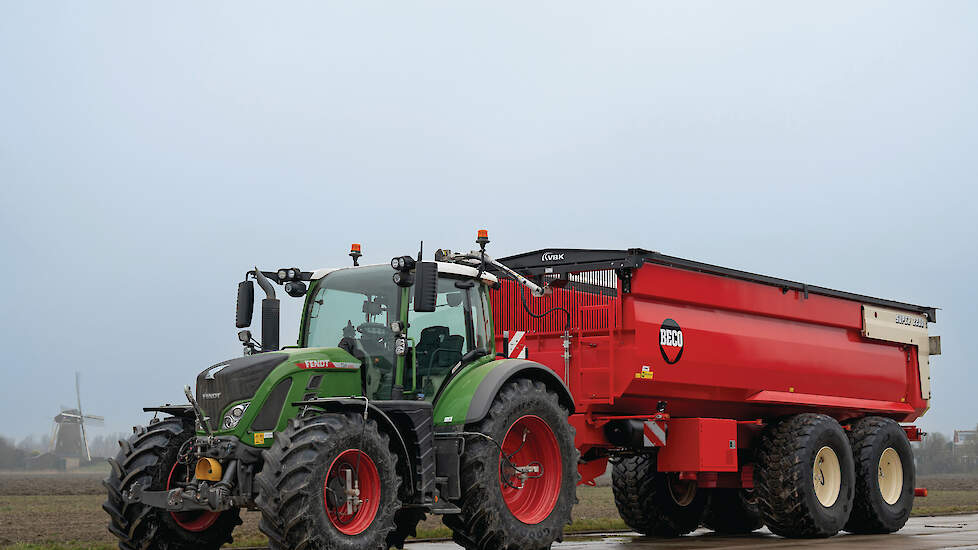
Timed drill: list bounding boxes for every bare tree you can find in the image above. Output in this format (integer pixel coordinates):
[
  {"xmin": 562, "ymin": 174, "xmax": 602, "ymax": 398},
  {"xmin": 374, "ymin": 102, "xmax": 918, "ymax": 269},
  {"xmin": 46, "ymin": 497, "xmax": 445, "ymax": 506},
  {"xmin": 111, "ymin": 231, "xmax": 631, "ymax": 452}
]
[
  {"xmin": 16, "ymin": 434, "xmax": 46, "ymax": 454},
  {"xmin": 0, "ymin": 436, "xmax": 28, "ymax": 469},
  {"xmin": 88, "ymin": 433, "xmax": 128, "ymax": 459},
  {"xmin": 915, "ymin": 432, "xmax": 951, "ymax": 474}
]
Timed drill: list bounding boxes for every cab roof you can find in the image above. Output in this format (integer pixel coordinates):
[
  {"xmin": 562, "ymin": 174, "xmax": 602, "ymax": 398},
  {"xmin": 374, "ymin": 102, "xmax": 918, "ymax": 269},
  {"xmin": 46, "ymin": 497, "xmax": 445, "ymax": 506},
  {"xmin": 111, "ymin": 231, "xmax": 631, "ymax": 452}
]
[{"xmin": 310, "ymin": 261, "xmax": 498, "ymax": 283}]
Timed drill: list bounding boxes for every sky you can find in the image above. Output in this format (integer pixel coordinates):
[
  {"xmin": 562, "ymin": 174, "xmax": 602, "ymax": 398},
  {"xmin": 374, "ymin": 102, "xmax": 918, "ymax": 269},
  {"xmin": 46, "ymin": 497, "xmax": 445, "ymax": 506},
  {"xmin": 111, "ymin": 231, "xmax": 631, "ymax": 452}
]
[{"xmin": 0, "ymin": 2, "xmax": 975, "ymax": 443}]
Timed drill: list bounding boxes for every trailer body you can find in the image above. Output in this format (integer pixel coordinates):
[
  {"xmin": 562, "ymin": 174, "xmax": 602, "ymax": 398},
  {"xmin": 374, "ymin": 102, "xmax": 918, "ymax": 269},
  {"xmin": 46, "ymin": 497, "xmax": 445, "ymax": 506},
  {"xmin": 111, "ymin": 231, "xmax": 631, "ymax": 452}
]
[{"xmin": 489, "ymin": 248, "xmax": 938, "ymax": 484}]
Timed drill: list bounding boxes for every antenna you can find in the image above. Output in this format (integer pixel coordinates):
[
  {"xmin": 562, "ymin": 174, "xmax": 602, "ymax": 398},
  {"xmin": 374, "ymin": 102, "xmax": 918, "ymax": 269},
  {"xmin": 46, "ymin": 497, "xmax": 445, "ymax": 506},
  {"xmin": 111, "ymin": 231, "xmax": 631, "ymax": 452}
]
[
  {"xmin": 417, "ymin": 241, "xmax": 423, "ymax": 262},
  {"xmin": 76, "ymin": 372, "xmax": 91, "ymax": 462}
]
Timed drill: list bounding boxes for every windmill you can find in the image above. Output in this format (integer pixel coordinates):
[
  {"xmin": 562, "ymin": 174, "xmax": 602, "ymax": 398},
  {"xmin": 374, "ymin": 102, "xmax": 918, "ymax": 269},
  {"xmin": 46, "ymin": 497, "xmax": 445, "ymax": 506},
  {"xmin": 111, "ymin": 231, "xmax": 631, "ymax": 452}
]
[{"xmin": 49, "ymin": 372, "xmax": 104, "ymax": 461}]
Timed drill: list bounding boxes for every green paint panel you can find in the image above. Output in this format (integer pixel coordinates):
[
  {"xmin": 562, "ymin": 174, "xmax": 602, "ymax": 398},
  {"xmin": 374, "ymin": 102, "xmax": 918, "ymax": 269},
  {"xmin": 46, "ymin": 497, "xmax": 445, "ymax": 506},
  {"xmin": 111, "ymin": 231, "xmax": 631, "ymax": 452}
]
[
  {"xmin": 200, "ymin": 347, "xmax": 363, "ymax": 448},
  {"xmin": 432, "ymin": 355, "xmax": 500, "ymax": 426}
]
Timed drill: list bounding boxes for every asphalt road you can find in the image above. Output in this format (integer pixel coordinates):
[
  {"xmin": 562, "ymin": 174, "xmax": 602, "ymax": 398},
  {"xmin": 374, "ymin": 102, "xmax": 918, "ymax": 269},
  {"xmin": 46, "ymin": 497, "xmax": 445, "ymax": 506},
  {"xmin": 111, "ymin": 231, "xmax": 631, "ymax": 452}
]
[{"xmin": 407, "ymin": 514, "xmax": 978, "ymax": 549}]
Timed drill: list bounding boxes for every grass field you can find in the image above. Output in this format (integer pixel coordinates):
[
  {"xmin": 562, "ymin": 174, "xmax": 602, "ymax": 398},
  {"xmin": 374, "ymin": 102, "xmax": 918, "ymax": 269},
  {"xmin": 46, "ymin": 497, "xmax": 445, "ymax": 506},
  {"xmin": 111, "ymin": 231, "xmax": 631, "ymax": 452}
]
[{"xmin": 1, "ymin": 473, "xmax": 975, "ymax": 550}]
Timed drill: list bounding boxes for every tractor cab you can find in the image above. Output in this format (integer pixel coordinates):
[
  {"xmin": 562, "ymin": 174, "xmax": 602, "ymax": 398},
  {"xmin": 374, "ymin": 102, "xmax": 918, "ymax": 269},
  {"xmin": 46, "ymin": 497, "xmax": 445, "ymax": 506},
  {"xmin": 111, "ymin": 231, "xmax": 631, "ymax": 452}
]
[{"xmin": 300, "ymin": 261, "xmax": 496, "ymax": 401}]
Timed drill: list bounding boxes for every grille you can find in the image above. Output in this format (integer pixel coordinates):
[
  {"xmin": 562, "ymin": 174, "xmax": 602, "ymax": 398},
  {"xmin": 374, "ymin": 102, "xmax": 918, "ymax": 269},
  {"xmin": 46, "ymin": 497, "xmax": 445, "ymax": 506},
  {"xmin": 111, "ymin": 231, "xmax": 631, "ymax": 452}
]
[{"xmin": 195, "ymin": 352, "xmax": 286, "ymax": 431}]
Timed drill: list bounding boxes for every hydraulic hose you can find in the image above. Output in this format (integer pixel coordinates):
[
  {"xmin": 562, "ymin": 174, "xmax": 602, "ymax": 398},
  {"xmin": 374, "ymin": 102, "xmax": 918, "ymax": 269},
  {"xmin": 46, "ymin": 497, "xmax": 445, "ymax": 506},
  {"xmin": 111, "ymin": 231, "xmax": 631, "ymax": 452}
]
[{"xmin": 518, "ymin": 284, "xmax": 571, "ymax": 333}]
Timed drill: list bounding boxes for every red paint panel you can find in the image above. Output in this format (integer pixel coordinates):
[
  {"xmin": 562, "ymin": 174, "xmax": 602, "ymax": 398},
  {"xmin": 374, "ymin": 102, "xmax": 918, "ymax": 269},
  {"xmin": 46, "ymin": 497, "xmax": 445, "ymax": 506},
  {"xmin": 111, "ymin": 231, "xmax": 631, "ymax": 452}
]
[
  {"xmin": 630, "ymin": 264, "xmax": 861, "ymax": 329},
  {"xmin": 489, "ymin": 257, "xmax": 929, "ymax": 453},
  {"xmin": 577, "ymin": 457, "xmax": 608, "ymax": 487},
  {"xmin": 657, "ymin": 418, "xmax": 738, "ymax": 472}
]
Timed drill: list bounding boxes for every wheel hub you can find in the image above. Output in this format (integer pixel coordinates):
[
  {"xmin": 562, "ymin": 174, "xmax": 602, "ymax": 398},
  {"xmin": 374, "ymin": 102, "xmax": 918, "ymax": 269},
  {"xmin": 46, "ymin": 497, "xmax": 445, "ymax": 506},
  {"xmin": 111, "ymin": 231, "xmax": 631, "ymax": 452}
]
[
  {"xmin": 501, "ymin": 443, "xmax": 544, "ymax": 490},
  {"xmin": 812, "ymin": 446, "xmax": 842, "ymax": 508},
  {"xmin": 878, "ymin": 447, "xmax": 904, "ymax": 505},
  {"xmin": 667, "ymin": 475, "xmax": 697, "ymax": 507}
]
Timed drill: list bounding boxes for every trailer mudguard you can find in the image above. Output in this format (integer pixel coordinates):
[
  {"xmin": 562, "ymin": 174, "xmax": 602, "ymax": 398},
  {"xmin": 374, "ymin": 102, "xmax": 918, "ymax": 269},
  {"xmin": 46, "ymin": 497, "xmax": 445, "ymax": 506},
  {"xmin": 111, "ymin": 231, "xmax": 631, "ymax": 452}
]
[
  {"xmin": 462, "ymin": 359, "xmax": 574, "ymax": 424},
  {"xmin": 292, "ymin": 397, "xmax": 417, "ymax": 497}
]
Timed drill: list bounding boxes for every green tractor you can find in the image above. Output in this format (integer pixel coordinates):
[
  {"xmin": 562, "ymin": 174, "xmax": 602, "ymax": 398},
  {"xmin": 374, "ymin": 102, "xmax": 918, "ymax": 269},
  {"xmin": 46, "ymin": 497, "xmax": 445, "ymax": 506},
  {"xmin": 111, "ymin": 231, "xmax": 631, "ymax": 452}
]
[{"xmin": 103, "ymin": 233, "xmax": 578, "ymax": 550}]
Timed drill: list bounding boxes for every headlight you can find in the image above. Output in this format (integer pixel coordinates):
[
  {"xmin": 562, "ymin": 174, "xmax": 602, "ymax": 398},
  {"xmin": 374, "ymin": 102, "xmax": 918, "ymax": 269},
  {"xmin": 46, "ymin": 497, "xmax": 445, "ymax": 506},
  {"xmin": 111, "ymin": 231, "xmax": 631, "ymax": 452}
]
[{"xmin": 222, "ymin": 402, "xmax": 250, "ymax": 430}]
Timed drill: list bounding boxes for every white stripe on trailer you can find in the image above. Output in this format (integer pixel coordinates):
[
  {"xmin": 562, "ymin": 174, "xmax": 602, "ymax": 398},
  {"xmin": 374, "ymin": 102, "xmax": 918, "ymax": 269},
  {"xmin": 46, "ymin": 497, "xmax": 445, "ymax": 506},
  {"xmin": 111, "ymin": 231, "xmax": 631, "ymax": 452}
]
[
  {"xmin": 508, "ymin": 331, "xmax": 527, "ymax": 359},
  {"xmin": 643, "ymin": 420, "xmax": 667, "ymax": 447}
]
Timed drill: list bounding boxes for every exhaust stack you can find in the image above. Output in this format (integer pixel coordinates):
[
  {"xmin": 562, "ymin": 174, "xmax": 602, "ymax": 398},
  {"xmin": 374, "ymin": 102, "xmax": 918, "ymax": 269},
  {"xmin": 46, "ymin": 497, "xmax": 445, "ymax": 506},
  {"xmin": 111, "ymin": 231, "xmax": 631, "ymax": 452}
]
[{"xmin": 253, "ymin": 268, "xmax": 280, "ymax": 352}]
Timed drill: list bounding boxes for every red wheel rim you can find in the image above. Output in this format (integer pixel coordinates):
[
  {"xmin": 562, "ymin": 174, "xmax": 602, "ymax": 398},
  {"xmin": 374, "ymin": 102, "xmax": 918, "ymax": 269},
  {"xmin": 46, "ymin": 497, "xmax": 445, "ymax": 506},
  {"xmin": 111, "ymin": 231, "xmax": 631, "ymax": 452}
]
[
  {"xmin": 167, "ymin": 462, "xmax": 221, "ymax": 532},
  {"xmin": 323, "ymin": 449, "xmax": 381, "ymax": 535},
  {"xmin": 499, "ymin": 415, "xmax": 563, "ymax": 524}
]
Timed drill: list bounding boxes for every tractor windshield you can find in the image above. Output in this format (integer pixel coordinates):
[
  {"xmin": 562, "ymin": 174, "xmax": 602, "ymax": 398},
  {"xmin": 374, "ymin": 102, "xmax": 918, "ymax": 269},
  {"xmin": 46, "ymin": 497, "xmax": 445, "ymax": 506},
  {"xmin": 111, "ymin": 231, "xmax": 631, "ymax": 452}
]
[{"xmin": 304, "ymin": 265, "xmax": 400, "ymax": 399}]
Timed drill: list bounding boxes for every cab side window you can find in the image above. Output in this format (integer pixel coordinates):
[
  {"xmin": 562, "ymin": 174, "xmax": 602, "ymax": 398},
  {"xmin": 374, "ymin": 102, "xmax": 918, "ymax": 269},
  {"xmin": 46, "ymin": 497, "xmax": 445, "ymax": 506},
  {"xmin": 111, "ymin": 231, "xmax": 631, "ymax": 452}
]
[{"xmin": 409, "ymin": 278, "xmax": 477, "ymax": 399}]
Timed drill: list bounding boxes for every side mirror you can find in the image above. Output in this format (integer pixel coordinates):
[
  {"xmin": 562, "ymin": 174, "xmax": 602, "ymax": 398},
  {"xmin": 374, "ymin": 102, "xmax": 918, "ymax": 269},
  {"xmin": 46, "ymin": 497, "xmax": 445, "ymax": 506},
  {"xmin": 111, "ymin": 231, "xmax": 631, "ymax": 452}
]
[
  {"xmin": 413, "ymin": 262, "xmax": 438, "ymax": 312},
  {"xmin": 236, "ymin": 280, "xmax": 254, "ymax": 328}
]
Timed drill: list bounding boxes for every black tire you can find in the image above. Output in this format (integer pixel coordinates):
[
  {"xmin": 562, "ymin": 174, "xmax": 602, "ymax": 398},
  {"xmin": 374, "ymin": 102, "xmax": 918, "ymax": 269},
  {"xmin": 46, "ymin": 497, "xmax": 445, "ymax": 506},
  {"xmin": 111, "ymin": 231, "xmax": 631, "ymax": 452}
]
[
  {"xmin": 755, "ymin": 413, "xmax": 855, "ymax": 538},
  {"xmin": 611, "ymin": 452, "xmax": 707, "ymax": 537},
  {"xmin": 255, "ymin": 413, "xmax": 401, "ymax": 550},
  {"xmin": 844, "ymin": 417, "xmax": 915, "ymax": 534},
  {"xmin": 102, "ymin": 417, "xmax": 240, "ymax": 550},
  {"xmin": 702, "ymin": 488, "xmax": 763, "ymax": 534},
  {"xmin": 387, "ymin": 509, "xmax": 426, "ymax": 549},
  {"xmin": 443, "ymin": 378, "xmax": 577, "ymax": 550}
]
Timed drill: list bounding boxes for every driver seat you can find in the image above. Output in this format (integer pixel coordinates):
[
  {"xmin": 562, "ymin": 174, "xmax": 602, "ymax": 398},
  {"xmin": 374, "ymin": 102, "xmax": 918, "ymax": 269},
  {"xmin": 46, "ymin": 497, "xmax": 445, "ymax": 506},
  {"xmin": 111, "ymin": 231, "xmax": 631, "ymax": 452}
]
[{"xmin": 415, "ymin": 326, "xmax": 450, "ymax": 377}]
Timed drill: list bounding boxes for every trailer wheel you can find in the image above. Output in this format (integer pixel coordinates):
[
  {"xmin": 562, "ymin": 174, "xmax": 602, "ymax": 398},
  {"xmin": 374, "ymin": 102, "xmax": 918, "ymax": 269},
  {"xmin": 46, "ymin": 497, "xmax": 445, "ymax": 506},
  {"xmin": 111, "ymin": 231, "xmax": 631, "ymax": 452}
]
[
  {"xmin": 702, "ymin": 488, "xmax": 763, "ymax": 534},
  {"xmin": 844, "ymin": 417, "xmax": 915, "ymax": 534},
  {"xmin": 755, "ymin": 413, "xmax": 855, "ymax": 538},
  {"xmin": 611, "ymin": 452, "xmax": 707, "ymax": 537},
  {"xmin": 102, "ymin": 417, "xmax": 241, "ymax": 550},
  {"xmin": 255, "ymin": 413, "xmax": 401, "ymax": 550},
  {"xmin": 443, "ymin": 378, "xmax": 577, "ymax": 550}
]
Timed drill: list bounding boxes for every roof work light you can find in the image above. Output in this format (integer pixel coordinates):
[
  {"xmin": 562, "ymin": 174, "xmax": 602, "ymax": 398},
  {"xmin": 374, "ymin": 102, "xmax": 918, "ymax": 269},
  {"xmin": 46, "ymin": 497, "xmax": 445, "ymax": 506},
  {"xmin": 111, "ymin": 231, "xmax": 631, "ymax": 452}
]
[{"xmin": 391, "ymin": 255, "xmax": 416, "ymax": 271}]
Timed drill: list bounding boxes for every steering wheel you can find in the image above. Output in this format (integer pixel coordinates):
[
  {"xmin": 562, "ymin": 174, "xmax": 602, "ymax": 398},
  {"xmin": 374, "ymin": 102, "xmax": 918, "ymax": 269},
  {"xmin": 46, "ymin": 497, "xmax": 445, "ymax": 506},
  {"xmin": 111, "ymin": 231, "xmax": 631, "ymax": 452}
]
[{"xmin": 357, "ymin": 322, "xmax": 393, "ymax": 341}]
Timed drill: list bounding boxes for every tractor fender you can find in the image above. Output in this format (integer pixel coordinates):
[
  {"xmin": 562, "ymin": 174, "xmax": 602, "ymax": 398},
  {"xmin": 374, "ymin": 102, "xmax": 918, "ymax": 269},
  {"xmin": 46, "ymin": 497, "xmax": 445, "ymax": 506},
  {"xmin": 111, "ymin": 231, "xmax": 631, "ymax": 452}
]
[
  {"xmin": 465, "ymin": 359, "xmax": 575, "ymax": 424},
  {"xmin": 142, "ymin": 405, "xmax": 195, "ymax": 419},
  {"xmin": 292, "ymin": 397, "xmax": 416, "ymax": 496}
]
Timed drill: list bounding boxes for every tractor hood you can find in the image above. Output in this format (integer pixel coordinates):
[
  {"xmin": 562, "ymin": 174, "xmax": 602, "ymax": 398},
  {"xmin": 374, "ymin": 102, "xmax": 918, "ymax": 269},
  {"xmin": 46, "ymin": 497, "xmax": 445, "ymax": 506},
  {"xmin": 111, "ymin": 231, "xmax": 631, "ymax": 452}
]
[{"xmin": 196, "ymin": 353, "xmax": 287, "ymax": 431}]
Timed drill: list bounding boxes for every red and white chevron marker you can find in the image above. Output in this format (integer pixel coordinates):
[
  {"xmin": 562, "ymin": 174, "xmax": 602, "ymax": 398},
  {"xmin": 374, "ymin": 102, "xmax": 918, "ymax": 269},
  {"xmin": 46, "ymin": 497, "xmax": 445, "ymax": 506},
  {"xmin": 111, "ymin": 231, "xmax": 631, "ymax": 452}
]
[
  {"xmin": 643, "ymin": 420, "xmax": 668, "ymax": 447},
  {"xmin": 505, "ymin": 331, "xmax": 528, "ymax": 359}
]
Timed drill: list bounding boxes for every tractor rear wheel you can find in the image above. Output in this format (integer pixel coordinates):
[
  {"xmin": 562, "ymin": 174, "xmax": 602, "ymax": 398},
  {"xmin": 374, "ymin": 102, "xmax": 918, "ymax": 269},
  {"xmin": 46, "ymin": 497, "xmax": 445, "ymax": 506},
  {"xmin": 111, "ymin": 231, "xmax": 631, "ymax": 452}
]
[
  {"xmin": 702, "ymin": 488, "xmax": 763, "ymax": 534},
  {"xmin": 844, "ymin": 417, "xmax": 915, "ymax": 534},
  {"xmin": 255, "ymin": 413, "xmax": 401, "ymax": 550},
  {"xmin": 102, "ymin": 417, "xmax": 240, "ymax": 550},
  {"xmin": 611, "ymin": 452, "xmax": 707, "ymax": 537},
  {"xmin": 755, "ymin": 413, "xmax": 855, "ymax": 538},
  {"xmin": 443, "ymin": 378, "xmax": 577, "ymax": 550}
]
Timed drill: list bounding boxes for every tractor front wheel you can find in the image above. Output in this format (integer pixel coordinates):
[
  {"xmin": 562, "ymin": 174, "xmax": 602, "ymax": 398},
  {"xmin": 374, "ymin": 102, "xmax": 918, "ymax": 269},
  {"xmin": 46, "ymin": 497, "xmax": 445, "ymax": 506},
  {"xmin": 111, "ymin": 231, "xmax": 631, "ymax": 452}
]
[
  {"xmin": 444, "ymin": 378, "xmax": 577, "ymax": 550},
  {"xmin": 102, "ymin": 417, "xmax": 240, "ymax": 550},
  {"xmin": 255, "ymin": 413, "xmax": 401, "ymax": 550}
]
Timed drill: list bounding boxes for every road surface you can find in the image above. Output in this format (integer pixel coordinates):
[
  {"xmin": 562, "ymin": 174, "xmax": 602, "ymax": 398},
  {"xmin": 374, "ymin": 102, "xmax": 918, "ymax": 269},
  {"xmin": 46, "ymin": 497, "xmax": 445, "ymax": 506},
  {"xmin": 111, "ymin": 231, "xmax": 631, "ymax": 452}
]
[{"xmin": 407, "ymin": 513, "xmax": 978, "ymax": 549}]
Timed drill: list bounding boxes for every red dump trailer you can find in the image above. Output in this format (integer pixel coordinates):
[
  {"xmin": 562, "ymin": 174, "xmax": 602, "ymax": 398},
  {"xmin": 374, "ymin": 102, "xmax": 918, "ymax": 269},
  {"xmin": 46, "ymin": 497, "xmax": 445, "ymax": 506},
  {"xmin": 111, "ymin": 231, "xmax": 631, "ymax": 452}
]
[{"xmin": 488, "ymin": 248, "xmax": 940, "ymax": 538}]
